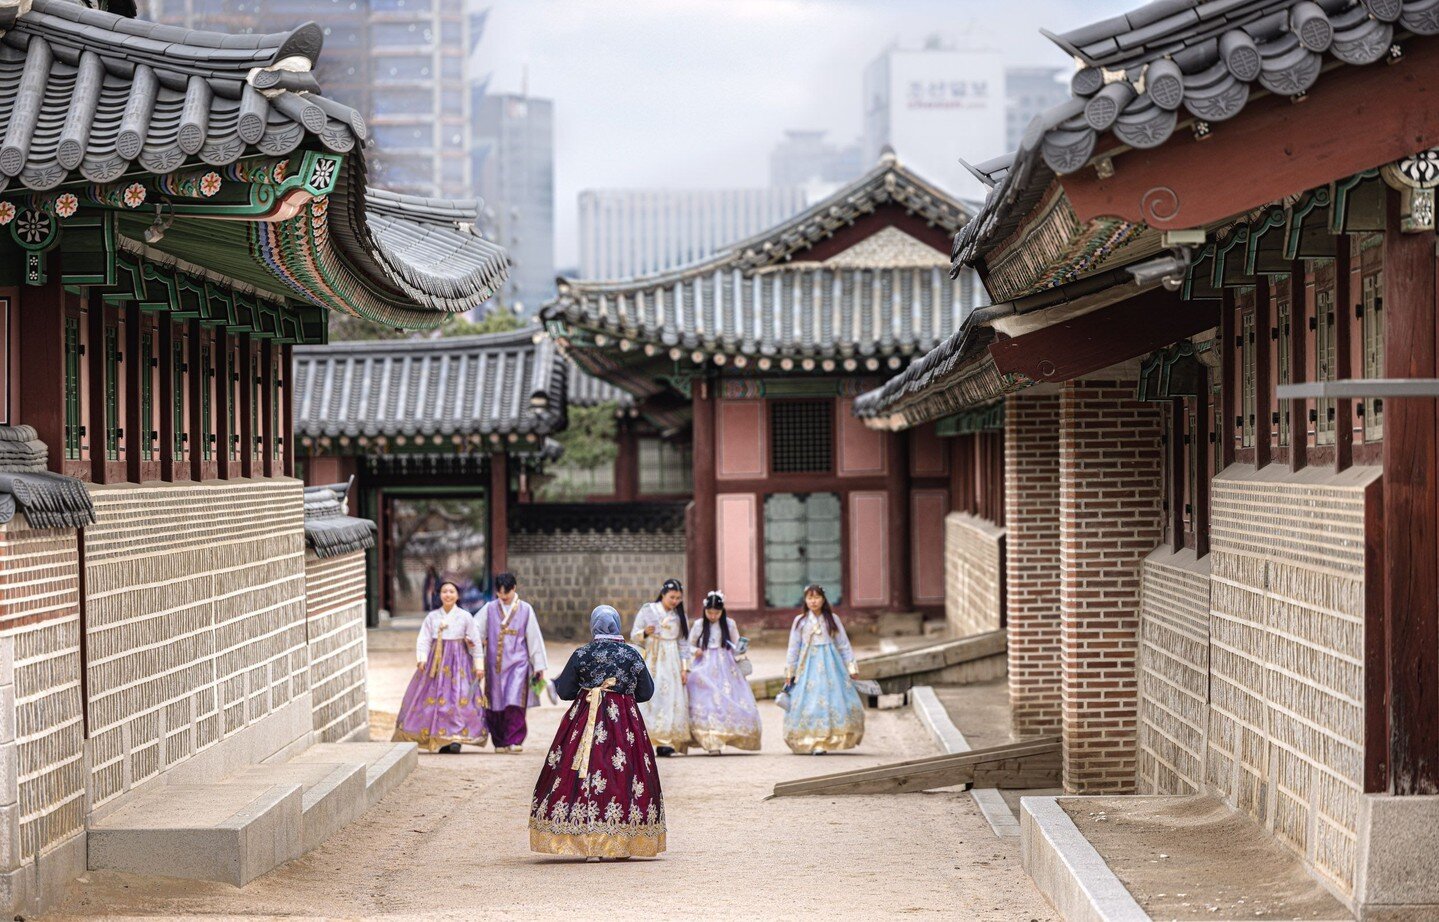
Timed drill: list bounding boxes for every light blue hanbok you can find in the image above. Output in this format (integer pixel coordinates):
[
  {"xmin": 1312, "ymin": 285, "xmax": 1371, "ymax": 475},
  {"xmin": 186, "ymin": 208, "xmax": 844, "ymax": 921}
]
[{"xmin": 782, "ymin": 611, "xmax": 864, "ymax": 753}]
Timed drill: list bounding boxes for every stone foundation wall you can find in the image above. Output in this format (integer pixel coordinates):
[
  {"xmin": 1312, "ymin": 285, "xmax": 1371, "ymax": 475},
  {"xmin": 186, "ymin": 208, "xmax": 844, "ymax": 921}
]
[
  {"xmin": 1206, "ymin": 464, "xmax": 1379, "ymax": 901},
  {"xmin": 1135, "ymin": 547, "xmax": 1210, "ymax": 796},
  {"xmin": 510, "ymin": 530, "xmax": 687, "ymax": 640},
  {"xmin": 83, "ymin": 480, "xmax": 308, "ymax": 812},
  {"xmin": 304, "ymin": 551, "xmax": 368, "ymax": 743},
  {"xmin": 944, "ymin": 513, "xmax": 1005, "ymax": 638},
  {"xmin": 0, "ymin": 521, "xmax": 85, "ymax": 904}
]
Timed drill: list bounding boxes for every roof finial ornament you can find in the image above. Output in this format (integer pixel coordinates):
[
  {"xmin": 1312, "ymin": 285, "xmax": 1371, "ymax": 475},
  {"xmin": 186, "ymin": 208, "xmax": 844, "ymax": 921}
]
[{"xmin": 879, "ymin": 145, "xmax": 899, "ymax": 167}]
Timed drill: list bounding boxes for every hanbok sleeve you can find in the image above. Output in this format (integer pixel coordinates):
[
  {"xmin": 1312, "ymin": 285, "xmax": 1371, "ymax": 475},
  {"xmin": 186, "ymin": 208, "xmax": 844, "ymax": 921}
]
[
  {"xmin": 630, "ymin": 606, "xmax": 652, "ymax": 644},
  {"xmin": 677, "ymin": 613, "xmax": 692, "ymax": 662},
  {"xmin": 526, "ymin": 605, "xmax": 548, "ymax": 673},
  {"xmin": 465, "ymin": 609, "xmax": 485, "ymax": 670},
  {"xmin": 634, "ymin": 660, "xmax": 656, "ymax": 703},
  {"xmin": 687, "ymin": 619, "xmax": 703, "ymax": 652},
  {"xmin": 785, "ymin": 616, "xmax": 803, "ymax": 680},
  {"xmin": 553, "ymin": 651, "xmax": 581, "ymax": 701},
  {"xmin": 833, "ymin": 614, "xmax": 857, "ymax": 672},
  {"xmin": 416, "ymin": 612, "xmax": 437, "ymax": 665}
]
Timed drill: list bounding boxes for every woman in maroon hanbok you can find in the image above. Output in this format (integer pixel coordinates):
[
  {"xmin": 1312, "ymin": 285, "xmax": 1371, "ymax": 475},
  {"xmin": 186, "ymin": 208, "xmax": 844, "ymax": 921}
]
[{"xmin": 529, "ymin": 606, "xmax": 666, "ymax": 859}]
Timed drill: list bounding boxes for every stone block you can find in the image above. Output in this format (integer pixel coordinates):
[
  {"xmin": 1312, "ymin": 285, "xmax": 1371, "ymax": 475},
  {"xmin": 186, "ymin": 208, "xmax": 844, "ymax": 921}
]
[
  {"xmin": 230, "ymin": 760, "xmax": 365, "ymax": 854},
  {"xmin": 1020, "ymin": 796, "xmax": 1148, "ymax": 922},
  {"xmin": 290, "ymin": 741, "xmax": 417, "ymax": 809},
  {"xmin": 876, "ymin": 611, "xmax": 923, "ymax": 637},
  {"xmin": 1357, "ymin": 794, "xmax": 1439, "ymax": 913}
]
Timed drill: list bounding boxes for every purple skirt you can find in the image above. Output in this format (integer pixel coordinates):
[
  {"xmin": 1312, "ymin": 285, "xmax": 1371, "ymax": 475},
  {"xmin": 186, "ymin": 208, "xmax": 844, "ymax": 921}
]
[{"xmin": 392, "ymin": 639, "xmax": 489, "ymax": 752}]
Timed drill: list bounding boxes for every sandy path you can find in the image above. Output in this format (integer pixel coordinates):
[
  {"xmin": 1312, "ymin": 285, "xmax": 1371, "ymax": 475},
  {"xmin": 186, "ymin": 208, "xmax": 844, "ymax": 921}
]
[{"xmin": 49, "ymin": 637, "xmax": 1055, "ymax": 921}]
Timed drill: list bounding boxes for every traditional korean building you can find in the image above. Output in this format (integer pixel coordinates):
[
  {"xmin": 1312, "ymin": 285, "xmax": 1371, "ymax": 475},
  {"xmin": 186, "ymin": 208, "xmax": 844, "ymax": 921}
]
[
  {"xmin": 0, "ymin": 0, "xmax": 507, "ymax": 912},
  {"xmin": 543, "ymin": 155, "xmax": 984, "ymax": 625},
  {"xmin": 856, "ymin": 1, "xmax": 1439, "ymax": 914},
  {"xmin": 292, "ymin": 327, "xmax": 567, "ymax": 624}
]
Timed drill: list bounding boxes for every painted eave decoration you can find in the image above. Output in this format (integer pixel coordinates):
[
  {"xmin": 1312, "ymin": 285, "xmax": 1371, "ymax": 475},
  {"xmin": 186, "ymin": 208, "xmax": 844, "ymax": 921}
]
[
  {"xmin": 291, "ymin": 326, "xmax": 568, "ymax": 455},
  {"xmin": 0, "ymin": 0, "xmax": 509, "ymax": 329},
  {"xmin": 540, "ymin": 153, "xmax": 974, "ymax": 376},
  {"xmin": 955, "ymin": 0, "xmax": 1438, "ymax": 296}
]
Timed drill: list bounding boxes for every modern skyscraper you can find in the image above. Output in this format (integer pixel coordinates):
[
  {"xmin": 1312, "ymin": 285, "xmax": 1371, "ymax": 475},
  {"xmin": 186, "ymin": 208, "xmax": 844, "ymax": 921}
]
[
  {"xmin": 144, "ymin": 0, "xmax": 478, "ymax": 199},
  {"xmin": 577, "ymin": 188, "xmax": 809, "ymax": 281},
  {"xmin": 473, "ymin": 92, "xmax": 556, "ymax": 315},
  {"xmin": 769, "ymin": 130, "xmax": 863, "ymax": 192},
  {"xmin": 1004, "ymin": 66, "xmax": 1070, "ymax": 152}
]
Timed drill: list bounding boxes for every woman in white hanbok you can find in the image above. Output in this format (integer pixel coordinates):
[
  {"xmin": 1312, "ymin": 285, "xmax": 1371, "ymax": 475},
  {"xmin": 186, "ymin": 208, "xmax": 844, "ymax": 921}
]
[{"xmin": 630, "ymin": 578, "xmax": 690, "ymax": 755}]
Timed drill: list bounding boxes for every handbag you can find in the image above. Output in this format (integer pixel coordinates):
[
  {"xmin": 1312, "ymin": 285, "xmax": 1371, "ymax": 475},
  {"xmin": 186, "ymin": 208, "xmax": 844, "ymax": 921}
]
[
  {"xmin": 775, "ymin": 689, "xmax": 792, "ymax": 711},
  {"xmin": 737, "ymin": 657, "xmax": 754, "ymax": 677},
  {"xmin": 852, "ymin": 678, "xmax": 882, "ymax": 697}
]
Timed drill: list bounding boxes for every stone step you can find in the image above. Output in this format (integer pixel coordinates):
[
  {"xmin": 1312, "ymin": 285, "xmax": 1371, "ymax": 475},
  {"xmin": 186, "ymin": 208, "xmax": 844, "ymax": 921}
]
[
  {"xmin": 88, "ymin": 782, "xmax": 303, "ymax": 887},
  {"xmin": 230, "ymin": 760, "xmax": 367, "ymax": 854},
  {"xmin": 288, "ymin": 741, "xmax": 417, "ymax": 809}
]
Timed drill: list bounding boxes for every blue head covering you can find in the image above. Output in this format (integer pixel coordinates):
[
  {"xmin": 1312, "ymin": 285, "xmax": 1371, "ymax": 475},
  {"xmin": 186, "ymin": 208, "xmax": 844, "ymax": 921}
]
[{"xmin": 590, "ymin": 605, "xmax": 623, "ymax": 641}]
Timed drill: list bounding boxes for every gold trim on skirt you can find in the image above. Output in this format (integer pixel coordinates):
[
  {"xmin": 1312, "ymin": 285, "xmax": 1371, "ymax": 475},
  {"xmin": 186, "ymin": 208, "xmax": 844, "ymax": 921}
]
[
  {"xmin": 528, "ymin": 821, "xmax": 667, "ymax": 858},
  {"xmin": 391, "ymin": 728, "xmax": 489, "ymax": 752},
  {"xmin": 692, "ymin": 726, "xmax": 762, "ymax": 753},
  {"xmin": 783, "ymin": 728, "xmax": 864, "ymax": 754}
]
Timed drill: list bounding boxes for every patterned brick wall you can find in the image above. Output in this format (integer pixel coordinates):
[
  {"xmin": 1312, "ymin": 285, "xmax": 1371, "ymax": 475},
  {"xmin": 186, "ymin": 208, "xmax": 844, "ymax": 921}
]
[
  {"xmin": 510, "ymin": 530, "xmax": 687, "ymax": 640},
  {"xmin": 1206, "ymin": 465, "xmax": 1378, "ymax": 900},
  {"xmin": 1136, "ymin": 547, "xmax": 1210, "ymax": 795},
  {"xmin": 304, "ymin": 550, "xmax": 368, "ymax": 743},
  {"xmin": 1059, "ymin": 379, "xmax": 1164, "ymax": 793},
  {"xmin": 943, "ymin": 513, "xmax": 1004, "ymax": 638},
  {"xmin": 83, "ymin": 480, "xmax": 308, "ymax": 811},
  {"xmin": 0, "ymin": 521, "xmax": 84, "ymax": 873},
  {"xmin": 1004, "ymin": 392, "xmax": 1062, "ymax": 737}
]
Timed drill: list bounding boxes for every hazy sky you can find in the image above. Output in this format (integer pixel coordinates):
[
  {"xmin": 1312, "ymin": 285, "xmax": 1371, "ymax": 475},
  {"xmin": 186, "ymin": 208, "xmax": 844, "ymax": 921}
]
[{"xmin": 475, "ymin": 0, "xmax": 1135, "ymax": 266}]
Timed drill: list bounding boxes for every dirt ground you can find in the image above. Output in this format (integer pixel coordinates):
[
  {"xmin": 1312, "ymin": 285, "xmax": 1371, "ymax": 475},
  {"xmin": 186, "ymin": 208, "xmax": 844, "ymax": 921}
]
[
  {"xmin": 48, "ymin": 628, "xmax": 1057, "ymax": 921},
  {"xmin": 1063, "ymin": 796, "xmax": 1351, "ymax": 921}
]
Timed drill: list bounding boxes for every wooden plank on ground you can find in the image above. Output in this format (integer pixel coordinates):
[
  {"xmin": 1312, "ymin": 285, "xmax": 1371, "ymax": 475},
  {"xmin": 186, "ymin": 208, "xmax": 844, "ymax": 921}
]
[
  {"xmin": 855, "ymin": 631, "xmax": 1007, "ymax": 681},
  {"xmin": 770, "ymin": 736, "xmax": 1061, "ymax": 797}
]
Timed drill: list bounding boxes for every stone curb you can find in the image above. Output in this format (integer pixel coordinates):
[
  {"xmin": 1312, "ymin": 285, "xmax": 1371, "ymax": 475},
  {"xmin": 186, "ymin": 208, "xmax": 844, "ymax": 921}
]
[
  {"xmin": 1020, "ymin": 796, "xmax": 1150, "ymax": 922},
  {"xmin": 909, "ymin": 685, "xmax": 1021, "ymax": 838}
]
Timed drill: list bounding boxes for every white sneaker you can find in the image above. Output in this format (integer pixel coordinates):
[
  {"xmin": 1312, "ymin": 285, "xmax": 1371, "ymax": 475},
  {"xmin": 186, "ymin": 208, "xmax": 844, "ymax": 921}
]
[
  {"xmin": 510, "ymin": 745, "xmax": 524, "ymax": 754},
  {"xmin": 494, "ymin": 745, "xmax": 511, "ymax": 753}
]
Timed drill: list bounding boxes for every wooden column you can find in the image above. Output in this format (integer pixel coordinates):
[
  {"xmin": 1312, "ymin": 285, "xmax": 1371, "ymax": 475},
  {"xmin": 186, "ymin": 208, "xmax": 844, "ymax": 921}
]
[
  {"xmin": 886, "ymin": 426, "xmax": 913, "ymax": 612},
  {"xmin": 86, "ymin": 292, "xmax": 107, "ymax": 483},
  {"xmin": 1194, "ymin": 372, "xmax": 1212, "ymax": 558},
  {"xmin": 1381, "ymin": 189, "xmax": 1439, "ymax": 795},
  {"xmin": 489, "ymin": 451, "xmax": 510, "ymax": 578},
  {"xmin": 690, "ymin": 378, "xmax": 717, "ymax": 596},
  {"xmin": 1168, "ymin": 399, "xmax": 1185, "ymax": 553},
  {"xmin": 124, "ymin": 304, "xmax": 142, "ymax": 484},
  {"xmin": 615, "ymin": 416, "xmax": 638, "ymax": 501},
  {"xmin": 374, "ymin": 491, "xmax": 390, "ymax": 617},
  {"xmin": 260, "ymin": 339, "xmax": 276, "ymax": 478},
  {"xmin": 1289, "ymin": 262, "xmax": 1310, "ymax": 474},
  {"xmin": 1334, "ymin": 235, "xmax": 1354, "ymax": 473},
  {"xmin": 215, "ymin": 330, "xmax": 231, "ymax": 480},
  {"xmin": 1254, "ymin": 276, "xmax": 1273, "ymax": 469},
  {"xmin": 18, "ymin": 280, "xmax": 67, "ymax": 474},
  {"xmin": 187, "ymin": 320, "xmax": 205, "ymax": 482},
  {"xmin": 238, "ymin": 334, "xmax": 254, "ymax": 478},
  {"xmin": 1221, "ymin": 288, "xmax": 1237, "ymax": 470},
  {"xmin": 158, "ymin": 319, "xmax": 175, "ymax": 481},
  {"xmin": 948, "ymin": 435, "xmax": 966, "ymax": 513},
  {"xmin": 281, "ymin": 344, "xmax": 294, "ymax": 478}
]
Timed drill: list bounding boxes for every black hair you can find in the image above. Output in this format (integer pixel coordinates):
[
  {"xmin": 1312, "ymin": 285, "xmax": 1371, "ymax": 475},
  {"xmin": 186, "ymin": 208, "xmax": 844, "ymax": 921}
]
[
  {"xmin": 437, "ymin": 580, "xmax": 462, "ymax": 601},
  {"xmin": 801, "ymin": 583, "xmax": 839, "ymax": 637},
  {"xmin": 656, "ymin": 578, "xmax": 688, "ymax": 638},
  {"xmin": 699, "ymin": 591, "xmax": 732, "ymax": 650},
  {"xmin": 494, "ymin": 571, "xmax": 517, "ymax": 592}
]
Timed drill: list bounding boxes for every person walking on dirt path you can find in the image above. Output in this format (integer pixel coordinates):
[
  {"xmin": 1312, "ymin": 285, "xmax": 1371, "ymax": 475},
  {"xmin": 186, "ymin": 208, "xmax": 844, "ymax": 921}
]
[
  {"xmin": 630, "ymin": 578, "xmax": 691, "ymax": 756},
  {"xmin": 781, "ymin": 583, "xmax": 864, "ymax": 755},
  {"xmin": 686, "ymin": 590, "xmax": 761, "ymax": 753},
  {"xmin": 392, "ymin": 580, "xmax": 489, "ymax": 753},
  {"xmin": 529, "ymin": 605, "xmax": 666, "ymax": 859},
  {"xmin": 474, "ymin": 571, "xmax": 548, "ymax": 753}
]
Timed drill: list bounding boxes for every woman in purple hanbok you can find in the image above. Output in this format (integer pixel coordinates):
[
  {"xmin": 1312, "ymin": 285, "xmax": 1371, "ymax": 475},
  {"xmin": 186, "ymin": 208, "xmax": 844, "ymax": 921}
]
[
  {"xmin": 474, "ymin": 571, "xmax": 548, "ymax": 753},
  {"xmin": 391, "ymin": 581, "xmax": 489, "ymax": 753},
  {"xmin": 686, "ymin": 591, "xmax": 761, "ymax": 753},
  {"xmin": 530, "ymin": 606, "xmax": 666, "ymax": 859}
]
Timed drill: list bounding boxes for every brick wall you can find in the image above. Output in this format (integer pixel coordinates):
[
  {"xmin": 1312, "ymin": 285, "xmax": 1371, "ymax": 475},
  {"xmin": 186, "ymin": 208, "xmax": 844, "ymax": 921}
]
[
  {"xmin": 1136, "ymin": 547, "xmax": 1210, "ymax": 795},
  {"xmin": 1058, "ymin": 379, "xmax": 1164, "ymax": 793},
  {"xmin": 304, "ymin": 550, "xmax": 368, "ymax": 743},
  {"xmin": 509, "ymin": 530, "xmax": 687, "ymax": 640},
  {"xmin": 83, "ymin": 480, "xmax": 308, "ymax": 811},
  {"xmin": 1206, "ymin": 465, "xmax": 1378, "ymax": 901},
  {"xmin": 1004, "ymin": 392, "xmax": 1062, "ymax": 737},
  {"xmin": 0, "ymin": 521, "xmax": 84, "ymax": 887},
  {"xmin": 943, "ymin": 513, "xmax": 1005, "ymax": 638}
]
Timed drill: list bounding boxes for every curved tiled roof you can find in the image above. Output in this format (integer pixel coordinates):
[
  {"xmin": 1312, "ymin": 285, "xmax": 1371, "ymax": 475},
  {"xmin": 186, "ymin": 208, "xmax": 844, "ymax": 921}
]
[
  {"xmin": 955, "ymin": 0, "xmax": 1429, "ymax": 271},
  {"xmin": 543, "ymin": 155, "xmax": 976, "ymax": 366},
  {"xmin": 566, "ymin": 360, "xmax": 636, "ymax": 409},
  {"xmin": 303, "ymin": 480, "xmax": 376, "ymax": 559},
  {"xmin": 292, "ymin": 327, "xmax": 566, "ymax": 441}
]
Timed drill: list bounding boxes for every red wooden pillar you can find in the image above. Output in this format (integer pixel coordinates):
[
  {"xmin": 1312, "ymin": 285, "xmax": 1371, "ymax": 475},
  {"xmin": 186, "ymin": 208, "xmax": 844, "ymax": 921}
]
[
  {"xmin": 691, "ymin": 378, "xmax": 717, "ymax": 596},
  {"xmin": 374, "ymin": 491, "xmax": 390, "ymax": 614},
  {"xmin": 187, "ymin": 320, "xmax": 205, "ymax": 482},
  {"xmin": 86, "ymin": 292, "xmax": 108, "ymax": 483},
  {"xmin": 489, "ymin": 451, "xmax": 509, "ymax": 577},
  {"xmin": 886, "ymin": 426, "xmax": 913, "ymax": 612},
  {"xmin": 1289, "ymin": 261, "xmax": 1310, "ymax": 474},
  {"xmin": 215, "ymin": 330, "xmax": 231, "ymax": 480},
  {"xmin": 281, "ymin": 344, "xmax": 294, "ymax": 478},
  {"xmin": 238, "ymin": 333, "xmax": 254, "ymax": 479},
  {"xmin": 260, "ymin": 339, "xmax": 276, "ymax": 478},
  {"xmin": 1254, "ymin": 276, "xmax": 1273, "ymax": 470},
  {"xmin": 157, "ymin": 318, "xmax": 176, "ymax": 482},
  {"xmin": 124, "ymin": 303, "xmax": 142, "ymax": 484},
  {"xmin": 1333, "ymin": 235, "xmax": 1354, "ymax": 473},
  {"xmin": 16, "ymin": 279, "xmax": 66, "ymax": 474},
  {"xmin": 615, "ymin": 416, "xmax": 638, "ymax": 501},
  {"xmin": 1381, "ymin": 189, "xmax": 1439, "ymax": 795}
]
